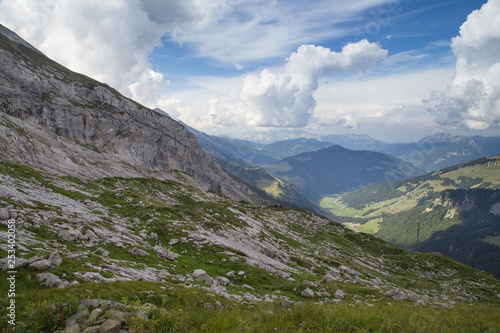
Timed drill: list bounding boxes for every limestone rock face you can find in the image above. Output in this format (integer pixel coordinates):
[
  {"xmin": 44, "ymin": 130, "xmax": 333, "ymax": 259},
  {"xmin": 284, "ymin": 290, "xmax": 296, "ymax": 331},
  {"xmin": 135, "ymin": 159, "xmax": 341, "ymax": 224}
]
[{"xmin": 0, "ymin": 24, "xmax": 251, "ymax": 202}]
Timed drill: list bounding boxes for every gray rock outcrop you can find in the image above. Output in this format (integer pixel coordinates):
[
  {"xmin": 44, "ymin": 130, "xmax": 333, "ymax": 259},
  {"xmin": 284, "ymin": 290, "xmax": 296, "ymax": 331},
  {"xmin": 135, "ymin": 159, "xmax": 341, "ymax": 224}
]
[{"xmin": 0, "ymin": 25, "xmax": 253, "ymax": 202}]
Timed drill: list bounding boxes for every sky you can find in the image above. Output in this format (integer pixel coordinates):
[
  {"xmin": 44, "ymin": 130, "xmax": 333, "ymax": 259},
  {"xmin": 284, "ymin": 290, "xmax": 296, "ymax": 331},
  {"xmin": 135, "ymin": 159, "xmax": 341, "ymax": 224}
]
[{"xmin": 0, "ymin": 0, "xmax": 499, "ymax": 143}]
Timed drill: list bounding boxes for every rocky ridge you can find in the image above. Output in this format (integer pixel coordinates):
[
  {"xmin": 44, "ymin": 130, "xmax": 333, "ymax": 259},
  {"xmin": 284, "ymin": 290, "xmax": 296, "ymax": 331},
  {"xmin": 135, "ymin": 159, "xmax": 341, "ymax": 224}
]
[{"xmin": 0, "ymin": 24, "xmax": 250, "ymax": 202}]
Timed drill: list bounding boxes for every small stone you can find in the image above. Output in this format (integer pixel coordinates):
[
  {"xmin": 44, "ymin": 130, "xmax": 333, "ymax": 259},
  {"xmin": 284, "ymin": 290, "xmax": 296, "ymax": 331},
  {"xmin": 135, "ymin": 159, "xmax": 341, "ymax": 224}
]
[
  {"xmin": 227, "ymin": 271, "xmax": 235, "ymax": 278},
  {"xmin": 281, "ymin": 299, "xmax": 294, "ymax": 308},
  {"xmin": 242, "ymin": 284, "xmax": 255, "ymax": 291},
  {"xmin": 128, "ymin": 248, "xmax": 150, "ymax": 257}
]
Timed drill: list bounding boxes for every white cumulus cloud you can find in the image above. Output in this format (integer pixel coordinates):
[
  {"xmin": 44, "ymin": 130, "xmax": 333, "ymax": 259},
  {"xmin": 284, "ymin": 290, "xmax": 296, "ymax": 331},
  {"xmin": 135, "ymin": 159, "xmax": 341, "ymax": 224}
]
[
  {"xmin": 0, "ymin": 0, "xmax": 228, "ymax": 101},
  {"xmin": 240, "ymin": 40, "xmax": 388, "ymax": 127},
  {"xmin": 425, "ymin": 0, "xmax": 500, "ymax": 130}
]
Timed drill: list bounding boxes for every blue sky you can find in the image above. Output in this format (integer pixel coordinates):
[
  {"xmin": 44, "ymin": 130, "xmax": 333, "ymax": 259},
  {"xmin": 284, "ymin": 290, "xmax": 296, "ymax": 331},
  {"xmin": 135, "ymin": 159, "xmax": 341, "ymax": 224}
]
[{"xmin": 1, "ymin": 0, "xmax": 499, "ymax": 142}]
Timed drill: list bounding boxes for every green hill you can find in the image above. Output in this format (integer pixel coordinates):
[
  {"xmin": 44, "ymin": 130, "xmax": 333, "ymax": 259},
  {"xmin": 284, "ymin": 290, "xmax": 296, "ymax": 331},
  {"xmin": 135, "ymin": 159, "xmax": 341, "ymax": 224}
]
[{"xmin": 321, "ymin": 156, "xmax": 500, "ymax": 278}]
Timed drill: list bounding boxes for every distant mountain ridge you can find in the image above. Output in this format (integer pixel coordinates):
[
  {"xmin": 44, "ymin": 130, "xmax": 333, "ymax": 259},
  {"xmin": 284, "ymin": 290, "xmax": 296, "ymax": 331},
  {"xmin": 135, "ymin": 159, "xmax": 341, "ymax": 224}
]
[
  {"xmin": 264, "ymin": 145, "xmax": 423, "ymax": 201},
  {"xmin": 322, "ymin": 132, "xmax": 500, "ymax": 172},
  {"xmin": 179, "ymin": 126, "xmax": 500, "ymax": 174}
]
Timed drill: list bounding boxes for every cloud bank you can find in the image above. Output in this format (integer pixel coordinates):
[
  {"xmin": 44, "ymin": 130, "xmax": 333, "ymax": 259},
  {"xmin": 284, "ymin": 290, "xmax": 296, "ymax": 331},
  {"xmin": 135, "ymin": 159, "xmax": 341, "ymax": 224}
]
[
  {"xmin": 425, "ymin": 0, "xmax": 500, "ymax": 130},
  {"xmin": 241, "ymin": 40, "xmax": 388, "ymax": 127}
]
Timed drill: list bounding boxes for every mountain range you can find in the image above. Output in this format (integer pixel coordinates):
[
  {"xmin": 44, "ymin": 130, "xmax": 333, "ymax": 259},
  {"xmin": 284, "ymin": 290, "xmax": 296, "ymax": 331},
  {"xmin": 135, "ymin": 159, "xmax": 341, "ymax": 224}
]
[
  {"xmin": 263, "ymin": 145, "xmax": 423, "ymax": 201},
  {"xmin": 0, "ymin": 23, "xmax": 499, "ymax": 331}
]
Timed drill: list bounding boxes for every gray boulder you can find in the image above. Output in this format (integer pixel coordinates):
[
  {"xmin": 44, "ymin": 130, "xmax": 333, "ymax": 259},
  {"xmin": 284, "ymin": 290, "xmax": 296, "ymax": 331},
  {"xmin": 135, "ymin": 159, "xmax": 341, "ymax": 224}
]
[
  {"xmin": 154, "ymin": 245, "xmax": 178, "ymax": 261},
  {"xmin": 59, "ymin": 229, "xmax": 83, "ymax": 242},
  {"xmin": 301, "ymin": 288, "xmax": 315, "ymax": 298},
  {"xmin": 192, "ymin": 269, "xmax": 214, "ymax": 285},
  {"xmin": 128, "ymin": 248, "xmax": 150, "ymax": 257},
  {"xmin": 37, "ymin": 273, "xmax": 62, "ymax": 287},
  {"xmin": 49, "ymin": 251, "xmax": 63, "ymax": 266},
  {"xmin": 335, "ymin": 290, "xmax": 346, "ymax": 300},
  {"xmin": 215, "ymin": 276, "xmax": 231, "ymax": 286},
  {"xmin": 29, "ymin": 259, "xmax": 51, "ymax": 270}
]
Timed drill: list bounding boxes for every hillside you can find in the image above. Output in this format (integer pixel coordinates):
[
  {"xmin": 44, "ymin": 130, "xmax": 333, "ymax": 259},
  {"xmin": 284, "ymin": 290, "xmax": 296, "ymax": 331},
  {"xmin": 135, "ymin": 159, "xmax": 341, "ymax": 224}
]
[
  {"xmin": 1, "ymin": 161, "xmax": 500, "ymax": 331},
  {"xmin": 322, "ymin": 156, "xmax": 500, "ymax": 223},
  {"xmin": 376, "ymin": 189, "xmax": 500, "ymax": 278},
  {"xmin": 265, "ymin": 145, "xmax": 423, "ymax": 201},
  {"xmin": 321, "ymin": 156, "xmax": 500, "ymax": 278}
]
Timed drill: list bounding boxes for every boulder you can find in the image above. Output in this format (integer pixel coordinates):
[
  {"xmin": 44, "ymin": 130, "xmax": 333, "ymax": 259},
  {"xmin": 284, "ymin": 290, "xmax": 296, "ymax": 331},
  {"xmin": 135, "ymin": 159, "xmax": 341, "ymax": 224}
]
[
  {"xmin": 85, "ymin": 230, "xmax": 100, "ymax": 243},
  {"xmin": 215, "ymin": 276, "xmax": 231, "ymax": 286},
  {"xmin": 29, "ymin": 259, "xmax": 51, "ymax": 270},
  {"xmin": 301, "ymin": 288, "xmax": 315, "ymax": 298},
  {"xmin": 58, "ymin": 281, "xmax": 71, "ymax": 289},
  {"xmin": 15, "ymin": 257, "xmax": 29, "ymax": 268},
  {"xmin": 37, "ymin": 272, "xmax": 62, "ymax": 287},
  {"xmin": 128, "ymin": 248, "xmax": 150, "ymax": 257},
  {"xmin": 49, "ymin": 251, "xmax": 63, "ymax": 266},
  {"xmin": 87, "ymin": 309, "xmax": 103, "ymax": 325},
  {"xmin": 338, "ymin": 265, "xmax": 360, "ymax": 276},
  {"xmin": 384, "ymin": 289, "xmax": 408, "ymax": 301},
  {"xmin": 168, "ymin": 238, "xmax": 179, "ymax": 245},
  {"xmin": 154, "ymin": 245, "xmax": 178, "ymax": 261},
  {"xmin": 192, "ymin": 269, "xmax": 214, "ymax": 285},
  {"xmin": 59, "ymin": 229, "xmax": 83, "ymax": 242},
  {"xmin": 335, "ymin": 290, "xmax": 345, "ymax": 300},
  {"xmin": 0, "ymin": 207, "xmax": 9, "ymax": 220},
  {"xmin": 282, "ymin": 299, "xmax": 294, "ymax": 308},
  {"xmin": 98, "ymin": 319, "xmax": 122, "ymax": 333}
]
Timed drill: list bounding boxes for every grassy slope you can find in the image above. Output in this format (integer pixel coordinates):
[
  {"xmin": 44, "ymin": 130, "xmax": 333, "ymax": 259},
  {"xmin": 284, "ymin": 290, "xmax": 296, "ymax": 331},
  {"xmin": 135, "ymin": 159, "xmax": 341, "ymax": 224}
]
[{"xmin": 1, "ymin": 161, "xmax": 499, "ymax": 331}]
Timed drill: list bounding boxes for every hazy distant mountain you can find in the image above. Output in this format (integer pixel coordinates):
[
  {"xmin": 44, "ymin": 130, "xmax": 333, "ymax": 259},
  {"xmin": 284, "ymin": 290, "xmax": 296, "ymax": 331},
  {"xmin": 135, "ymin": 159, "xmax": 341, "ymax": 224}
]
[
  {"xmin": 323, "ymin": 132, "xmax": 500, "ymax": 172},
  {"xmin": 182, "ymin": 122, "xmax": 280, "ymax": 166},
  {"xmin": 263, "ymin": 138, "xmax": 332, "ymax": 159},
  {"xmin": 264, "ymin": 145, "xmax": 423, "ymax": 201},
  {"xmin": 321, "ymin": 134, "xmax": 391, "ymax": 152}
]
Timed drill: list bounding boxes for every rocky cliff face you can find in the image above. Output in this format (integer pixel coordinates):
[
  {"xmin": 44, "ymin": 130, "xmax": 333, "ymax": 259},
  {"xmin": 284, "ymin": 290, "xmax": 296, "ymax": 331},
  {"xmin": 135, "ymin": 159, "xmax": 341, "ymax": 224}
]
[{"xmin": 0, "ymin": 24, "xmax": 250, "ymax": 201}]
